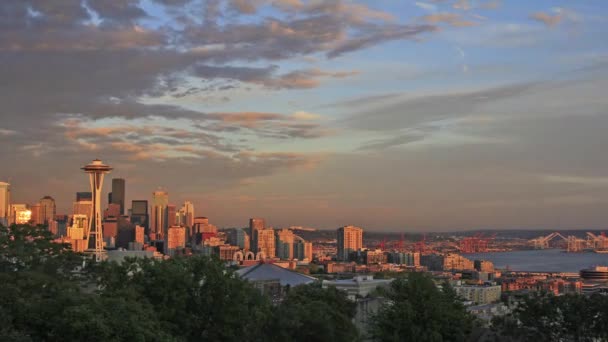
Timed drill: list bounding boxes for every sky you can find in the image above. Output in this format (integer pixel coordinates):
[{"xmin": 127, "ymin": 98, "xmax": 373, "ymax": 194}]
[{"xmin": 1, "ymin": 0, "xmax": 608, "ymax": 231}]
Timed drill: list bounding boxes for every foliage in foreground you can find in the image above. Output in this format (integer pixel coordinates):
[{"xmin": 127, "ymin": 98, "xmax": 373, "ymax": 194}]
[
  {"xmin": 492, "ymin": 292, "xmax": 608, "ymax": 342},
  {"xmin": 370, "ymin": 273, "xmax": 475, "ymax": 342},
  {"xmin": 0, "ymin": 224, "xmax": 358, "ymax": 342}
]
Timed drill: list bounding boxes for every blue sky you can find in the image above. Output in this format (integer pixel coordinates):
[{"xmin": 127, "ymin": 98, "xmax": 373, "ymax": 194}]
[{"xmin": 2, "ymin": 0, "xmax": 608, "ymax": 230}]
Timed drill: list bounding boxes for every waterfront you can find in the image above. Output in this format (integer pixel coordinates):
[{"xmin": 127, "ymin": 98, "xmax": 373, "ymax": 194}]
[{"xmin": 467, "ymin": 249, "xmax": 608, "ymax": 273}]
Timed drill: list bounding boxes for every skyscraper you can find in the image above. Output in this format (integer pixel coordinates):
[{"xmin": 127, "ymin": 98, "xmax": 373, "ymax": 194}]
[
  {"xmin": 0, "ymin": 182, "xmax": 10, "ymax": 226},
  {"xmin": 111, "ymin": 178, "xmax": 125, "ymax": 215},
  {"xmin": 166, "ymin": 204, "xmax": 176, "ymax": 231},
  {"xmin": 249, "ymin": 218, "xmax": 265, "ymax": 253},
  {"xmin": 39, "ymin": 196, "xmax": 56, "ymax": 225},
  {"xmin": 337, "ymin": 225, "xmax": 363, "ymax": 261},
  {"xmin": 131, "ymin": 200, "xmax": 148, "ymax": 231},
  {"xmin": 151, "ymin": 190, "xmax": 168, "ymax": 238},
  {"xmin": 178, "ymin": 201, "xmax": 195, "ymax": 228}
]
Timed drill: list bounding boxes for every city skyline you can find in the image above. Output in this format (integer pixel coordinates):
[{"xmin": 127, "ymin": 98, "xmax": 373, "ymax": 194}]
[{"xmin": 2, "ymin": 0, "xmax": 608, "ymax": 230}]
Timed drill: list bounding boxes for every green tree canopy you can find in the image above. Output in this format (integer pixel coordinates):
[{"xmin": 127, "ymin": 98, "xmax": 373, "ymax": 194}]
[
  {"xmin": 270, "ymin": 283, "xmax": 359, "ymax": 342},
  {"xmin": 370, "ymin": 272, "xmax": 474, "ymax": 342},
  {"xmin": 492, "ymin": 292, "xmax": 608, "ymax": 342}
]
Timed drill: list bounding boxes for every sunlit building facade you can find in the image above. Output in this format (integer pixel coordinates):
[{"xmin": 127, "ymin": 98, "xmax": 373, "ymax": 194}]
[
  {"xmin": 249, "ymin": 218, "xmax": 265, "ymax": 253},
  {"xmin": 337, "ymin": 225, "xmax": 363, "ymax": 261},
  {"xmin": 39, "ymin": 196, "xmax": 56, "ymax": 225},
  {"xmin": 9, "ymin": 204, "xmax": 30, "ymax": 225},
  {"xmin": 151, "ymin": 190, "xmax": 168, "ymax": 238},
  {"xmin": 257, "ymin": 228, "xmax": 276, "ymax": 258},
  {"xmin": 0, "ymin": 182, "xmax": 10, "ymax": 226}
]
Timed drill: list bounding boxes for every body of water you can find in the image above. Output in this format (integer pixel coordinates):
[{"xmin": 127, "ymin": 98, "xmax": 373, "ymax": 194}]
[{"xmin": 466, "ymin": 249, "xmax": 608, "ymax": 273}]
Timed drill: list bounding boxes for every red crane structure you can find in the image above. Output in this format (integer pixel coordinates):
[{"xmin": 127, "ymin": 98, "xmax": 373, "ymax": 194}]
[
  {"xmin": 413, "ymin": 234, "xmax": 431, "ymax": 254},
  {"xmin": 459, "ymin": 233, "xmax": 496, "ymax": 253}
]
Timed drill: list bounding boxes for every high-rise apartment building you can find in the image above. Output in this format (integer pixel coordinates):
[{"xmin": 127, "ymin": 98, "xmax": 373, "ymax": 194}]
[
  {"xmin": 294, "ymin": 237, "xmax": 313, "ymax": 261},
  {"xmin": 256, "ymin": 228, "xmax": 276, "ymax": 258},
  {"xmin": 0, "ymin": 182, "xmax": 10, "ymax": 226},
  {"xmin": 337, "ymin": 225, "xmax": 363, "ymax": 261},
  {"xmin": 249, "ymin": 218, "xmax": 265, "ymax": 253},
  {"xmin": 111, "ymin": 178, "xmax": 126, "ymax": 215},
  {"xmin": 150, "ymin": 190, "xmax": 168, "ymax": 238},
  {"xmin": 39, "ymin": 196, "xmax": 56, "ymax": 225}
]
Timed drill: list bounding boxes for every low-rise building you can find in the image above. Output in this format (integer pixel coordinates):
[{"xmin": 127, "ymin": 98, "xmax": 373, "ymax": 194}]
[
  {"xmin": 454, "ymin": 284, "xmax": 501, "ymax": 304},
  {"xmin": 322, "ymin": 275, "xmax": 393, "ymax": 300}
]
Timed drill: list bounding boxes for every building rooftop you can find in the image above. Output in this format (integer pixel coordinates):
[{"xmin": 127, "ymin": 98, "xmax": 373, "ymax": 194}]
[{"xmin": 236, "ymin": 262, "xmax": 317, "ymax": 287}]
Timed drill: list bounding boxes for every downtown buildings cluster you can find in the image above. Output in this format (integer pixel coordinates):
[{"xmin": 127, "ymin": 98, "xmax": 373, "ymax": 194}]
[{"xmin": 0, "ymin": 162, "xmax": 317, "ymax": 264}]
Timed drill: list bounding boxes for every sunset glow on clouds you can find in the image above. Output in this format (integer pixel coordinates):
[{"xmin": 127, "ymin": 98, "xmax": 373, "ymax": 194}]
[{"xmin": 2, "ymin": 0, "xmax": 608, "ymax": 230}]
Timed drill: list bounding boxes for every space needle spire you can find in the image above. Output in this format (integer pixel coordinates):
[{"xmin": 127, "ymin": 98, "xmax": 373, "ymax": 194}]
[{"xmin": 81, "ymin": 159, "xmax": 112, "ymax": 262}]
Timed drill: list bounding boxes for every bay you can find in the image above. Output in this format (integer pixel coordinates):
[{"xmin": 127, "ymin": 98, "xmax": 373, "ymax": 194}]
[{"xmin": 466, "ymin": 249, "xmax": 608, "ymax": 273}]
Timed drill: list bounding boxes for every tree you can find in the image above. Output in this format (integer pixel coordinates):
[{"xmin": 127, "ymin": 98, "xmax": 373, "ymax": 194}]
[
  {"xmin": 270, "ymin": 283, "xmax": 359, "ymax": 342},
  {"xmin": 0, "ymin": 224, "xmax": 170, "ymax": 341},
  {"xmin": 370, "ymin": 272, "xmax": 474, "ymax": 342},
  {"xmin": 90, "ymin": 256, "xmax": 274, "ymax": 341},
  {"xmin": 492, "ymin": 292, "xmax": 608, "ymax": 342}
]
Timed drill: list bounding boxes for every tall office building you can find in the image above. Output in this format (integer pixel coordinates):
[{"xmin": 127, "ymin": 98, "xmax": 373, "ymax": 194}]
[
  {"xmin": 257, "ymin": 228, "xmax": 276, "ymax": 258},
  {"xmin": 76, "ymin": 192, "xmax": 92, "ymax": 202},
  {"xmin": 178, "ymin": 201, "xmax": 195, "ymax": 228},
  {"xmin": 39, "ymin": 196, "xmax": 56, "ymax": 225},
  {"xmin": 337, "ymin": 225, "xmax": 363, "ymax": 261},
  {"xmin": 166, "ymin": 204, "xmax": 177, "ymax": 230},
  {"xmin": 131, "ymin": 200, "xmax": 148, "ymax": 231},
  {"xmin": 111, "ymin": 178, "xmax": 125, "ymax": 215},
  {"xmin": 151, "ymin": 190, "xmax": 168, "ymax": 238},
  {"xmin": 0, "ymin": 182, "xmax": 10, "ymax": 226},
  {"xmin": 249, "ymin": 218, "xmax": 265, "ymax": 253}
]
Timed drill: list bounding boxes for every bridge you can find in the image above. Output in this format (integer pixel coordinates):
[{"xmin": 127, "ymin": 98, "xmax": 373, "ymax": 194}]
[
  {"xmin": 529, "ymin": 232, "xmax": 567, "ymax": 249},
  {"xmin": 530, "ymin": 232, "xmax": 608, "ymax": 252}
]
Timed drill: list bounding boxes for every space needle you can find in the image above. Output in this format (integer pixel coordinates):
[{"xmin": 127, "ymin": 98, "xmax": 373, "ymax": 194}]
[{"xmin": 81, "ymin": 159, "xmax": 112, "ymax": 261}]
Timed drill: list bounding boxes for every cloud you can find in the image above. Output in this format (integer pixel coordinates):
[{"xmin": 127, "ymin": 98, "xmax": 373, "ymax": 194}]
[
  {"xmin": 423, "ymin": 13, "xmax": 477, "ymax": 27},
  {"xmin": 541, "ymin": 175, "xmax": 608, "ymax": 187},
  {"xmin": 452, "ymin": 0, "xmax": 471, "ymax": 11},
  {"xmin": 530, "ymin": 11, "xmax": 563, "ymax": 27},
  {"xmin": 290, "ymin": 111, "xmax": 322, "ymax": 121},
  {"xmin": 327, "ymin": 24, "xmax": 438, "ymax": 58},
  {"xmin": 415, "ymin": 2, "xmax": 438, "ymax": 12},
  {"xmin": 0, "ymin": 128, "xmax": 18, "ymax": 136}
]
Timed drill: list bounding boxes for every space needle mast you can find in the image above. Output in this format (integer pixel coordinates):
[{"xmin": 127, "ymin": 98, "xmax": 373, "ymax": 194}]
[{"xmin": 81, "ymin": 159, "xmax": 112, "ymax": 261}]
